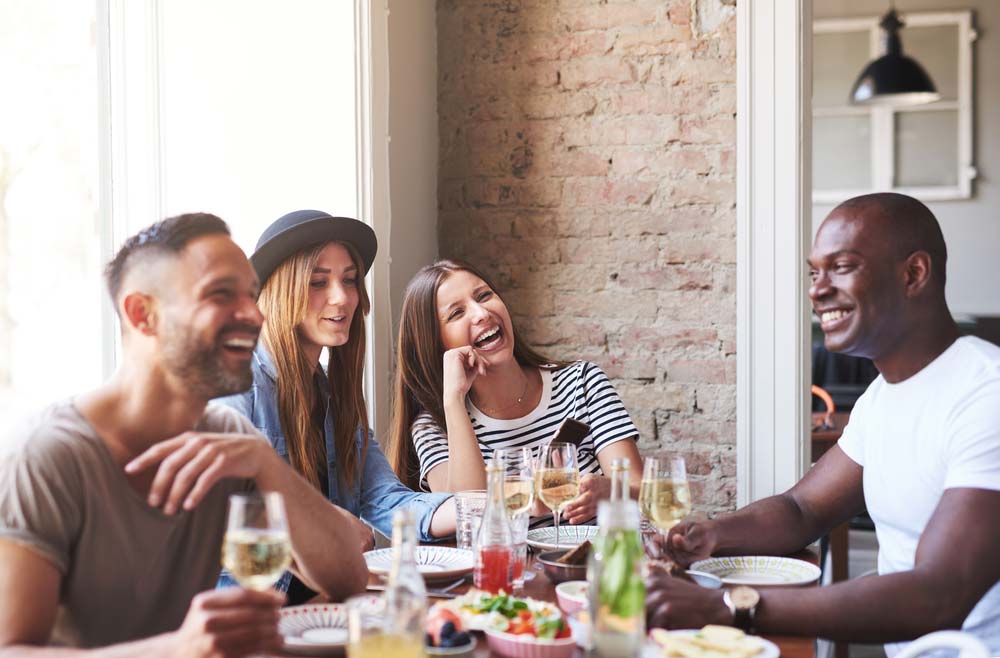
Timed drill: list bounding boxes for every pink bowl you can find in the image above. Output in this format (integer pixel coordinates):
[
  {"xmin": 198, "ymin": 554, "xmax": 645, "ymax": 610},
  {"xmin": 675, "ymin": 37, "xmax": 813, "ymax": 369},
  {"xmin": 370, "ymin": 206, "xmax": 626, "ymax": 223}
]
[
  {"xmin": 484, "ymin": 629, "xmax": 576, "ymax": 658},
  {"xmin": 554, "ymin": 581, "xmax": 588, "ymax": 616}
]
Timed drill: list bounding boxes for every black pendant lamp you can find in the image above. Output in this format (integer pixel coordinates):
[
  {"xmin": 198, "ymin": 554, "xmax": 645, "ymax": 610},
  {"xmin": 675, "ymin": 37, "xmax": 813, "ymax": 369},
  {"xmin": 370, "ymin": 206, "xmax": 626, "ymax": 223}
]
[{"xmin": 850, "ymin": 5, "xmax": 940, "ymax": 106}]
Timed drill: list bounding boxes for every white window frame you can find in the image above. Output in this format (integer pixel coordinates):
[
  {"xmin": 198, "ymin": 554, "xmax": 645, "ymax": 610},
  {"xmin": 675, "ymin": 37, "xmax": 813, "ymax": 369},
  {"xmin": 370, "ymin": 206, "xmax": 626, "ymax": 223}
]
[
  {"xmin": 813, "ymin": 11, "xmax": 977, "ymax": 203},
  {"xmin": 356, "ymin": 0, "xmax": 393, "ymax": 438},
  {"xmin": 95, "ymin": 0, "xmax": 391, "ymax": 433},
  {"xmin": 737, "ymin": 0, "xmax": 813, "ymax": 505}
]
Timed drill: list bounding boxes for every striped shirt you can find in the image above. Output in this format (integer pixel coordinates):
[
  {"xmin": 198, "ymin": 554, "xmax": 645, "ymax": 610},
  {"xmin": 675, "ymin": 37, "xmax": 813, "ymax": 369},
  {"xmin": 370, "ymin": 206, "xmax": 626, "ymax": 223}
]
[{"xmin": 412, "ymin": 361, "xmax": 638, "ymax": 526}]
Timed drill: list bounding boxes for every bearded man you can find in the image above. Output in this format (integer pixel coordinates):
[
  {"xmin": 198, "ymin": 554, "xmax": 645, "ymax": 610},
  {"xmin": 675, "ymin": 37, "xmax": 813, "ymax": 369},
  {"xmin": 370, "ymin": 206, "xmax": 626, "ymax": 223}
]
[{"xmin": 0, "ymin": 213, "xmax": 368, "ymax": 657}]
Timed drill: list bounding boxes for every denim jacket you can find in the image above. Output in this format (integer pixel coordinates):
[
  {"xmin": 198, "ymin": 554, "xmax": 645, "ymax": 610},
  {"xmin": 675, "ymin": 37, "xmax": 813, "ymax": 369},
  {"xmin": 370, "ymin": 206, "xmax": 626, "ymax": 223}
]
[{"xmin": 215, "ymin": 346, "xmax": 451, "ymax": 548}]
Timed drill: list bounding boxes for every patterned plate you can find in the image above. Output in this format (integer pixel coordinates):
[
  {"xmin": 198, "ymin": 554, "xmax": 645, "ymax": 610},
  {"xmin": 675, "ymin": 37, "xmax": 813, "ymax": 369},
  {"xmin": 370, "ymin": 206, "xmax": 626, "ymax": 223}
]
[
  {"xmin": 364, "ymin": 546, "xmax": 474, "ymax": 582},
  {"xmin": 280, "ymin": 600, "xmax": 366, "ymax": 656},
  {"xmin": 526, "ymin": 525, "xmax": 599, "ymax": 552},
  {"xmin": 689, "ymin": 556, "xmax": 821, "ymax": 587}
]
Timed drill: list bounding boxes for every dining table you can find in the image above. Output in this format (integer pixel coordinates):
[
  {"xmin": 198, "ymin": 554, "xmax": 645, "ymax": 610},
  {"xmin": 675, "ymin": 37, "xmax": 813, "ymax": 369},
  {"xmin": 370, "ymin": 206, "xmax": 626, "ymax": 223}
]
[{"xmin": 273, "ymin": 545, "xmax": 818, "ymax": 658}]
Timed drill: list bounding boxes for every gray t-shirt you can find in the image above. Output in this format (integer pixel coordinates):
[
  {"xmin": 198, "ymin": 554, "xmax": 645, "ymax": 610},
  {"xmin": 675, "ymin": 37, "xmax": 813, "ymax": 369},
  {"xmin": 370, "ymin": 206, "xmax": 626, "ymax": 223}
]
[{"xmin": 0, "ymin": 400, "xmax": 259, "ymax": 647}]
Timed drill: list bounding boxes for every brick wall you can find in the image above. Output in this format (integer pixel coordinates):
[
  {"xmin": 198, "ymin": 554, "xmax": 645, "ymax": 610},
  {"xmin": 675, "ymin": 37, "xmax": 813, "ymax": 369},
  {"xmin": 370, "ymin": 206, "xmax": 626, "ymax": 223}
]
[{"xmin": 436, "ymin": 0, "xmax": 737, "ymax": 514}]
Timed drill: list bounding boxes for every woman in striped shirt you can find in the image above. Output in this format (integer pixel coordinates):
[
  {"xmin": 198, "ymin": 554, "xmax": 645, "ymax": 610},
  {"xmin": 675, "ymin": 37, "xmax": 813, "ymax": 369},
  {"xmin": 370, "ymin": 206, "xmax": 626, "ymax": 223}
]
[{"xmin": 387, "ymin": 259, "xmax": 642, "ymax": 526}]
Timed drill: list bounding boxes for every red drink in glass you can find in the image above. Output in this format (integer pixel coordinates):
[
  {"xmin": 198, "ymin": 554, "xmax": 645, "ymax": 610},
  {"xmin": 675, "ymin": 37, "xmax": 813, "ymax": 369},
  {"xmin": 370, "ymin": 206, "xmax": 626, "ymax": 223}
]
[{"xmin": 474, "ymin": 545, "xmax": 513, "ymax": 593}]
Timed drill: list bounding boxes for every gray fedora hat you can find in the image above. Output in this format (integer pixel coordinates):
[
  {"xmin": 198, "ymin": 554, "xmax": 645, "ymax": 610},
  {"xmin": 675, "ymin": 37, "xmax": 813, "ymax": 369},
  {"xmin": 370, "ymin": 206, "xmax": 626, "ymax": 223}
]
[{"xmin": 251, "ymin": 209, "xmax": 377, "ymax": 285}]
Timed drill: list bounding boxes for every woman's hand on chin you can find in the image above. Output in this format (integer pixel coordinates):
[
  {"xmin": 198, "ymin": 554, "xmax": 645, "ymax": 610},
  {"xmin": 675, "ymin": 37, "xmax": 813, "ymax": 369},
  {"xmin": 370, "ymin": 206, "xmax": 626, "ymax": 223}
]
[{"xmin": 442, "ymin": 346, "xmax": 488, "ymax": 405}]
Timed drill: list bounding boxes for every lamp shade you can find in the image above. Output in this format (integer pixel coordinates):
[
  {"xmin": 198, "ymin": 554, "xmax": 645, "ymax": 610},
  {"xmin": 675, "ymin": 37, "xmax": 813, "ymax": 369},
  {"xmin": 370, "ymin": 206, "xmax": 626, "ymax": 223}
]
[{"xmin": 850, "ymin": 9, "xmax": 940, "ymax": 106}]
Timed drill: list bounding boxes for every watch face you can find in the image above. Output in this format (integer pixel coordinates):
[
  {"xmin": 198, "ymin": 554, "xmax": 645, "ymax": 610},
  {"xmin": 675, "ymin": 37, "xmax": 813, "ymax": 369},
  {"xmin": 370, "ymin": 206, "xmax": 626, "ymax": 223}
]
[{"xmin": 730, "ymin": 586, "xmax": 760, "ymax": 608}]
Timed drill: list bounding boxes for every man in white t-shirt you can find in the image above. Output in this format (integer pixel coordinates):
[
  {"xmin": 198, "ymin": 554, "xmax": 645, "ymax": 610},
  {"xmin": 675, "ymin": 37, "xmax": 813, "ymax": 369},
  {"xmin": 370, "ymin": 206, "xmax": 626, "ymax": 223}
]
[{"xmin": 645, "ymin": 193, "xmax": 1000, "ymax": 653}]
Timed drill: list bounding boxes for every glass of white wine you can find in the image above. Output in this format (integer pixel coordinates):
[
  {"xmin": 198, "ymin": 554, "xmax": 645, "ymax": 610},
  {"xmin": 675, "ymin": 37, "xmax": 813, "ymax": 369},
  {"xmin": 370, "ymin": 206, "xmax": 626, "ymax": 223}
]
[
  {"xmin": 221, "ymin": 492, "xmax": 292, "ymax": 592},
  {"xmin": 639, "ymin": 455, "xmax": 692, "ymax": 539},
  {"xmin": 496, "ymin": 447, "xmax": 534, "ymax": 516},
  {"xmin": 535, "ymin": 442, "xmax": 580, "ymax": 551},
  {"xmin": 496, "ymin": 447, "xmax": 534, "ymax": 588}
]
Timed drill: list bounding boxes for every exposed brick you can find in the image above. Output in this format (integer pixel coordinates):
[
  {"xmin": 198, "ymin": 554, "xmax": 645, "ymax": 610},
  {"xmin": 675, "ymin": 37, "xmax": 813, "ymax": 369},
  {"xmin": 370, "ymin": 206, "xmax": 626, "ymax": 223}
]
[
  {"xmin": 563, "ymin": 179, "xmax": 657, "ymax": 208},
  {"xmin": 565, "ymin": 3, "xmax": 660, "ymax": 32},
  {"xmin": 560, "ymin": 58, "xmax": 636, "ymax": 90},
  {"xmin": 438, "ymin": 0, "xmax": 738, "ymax": 511},
  {"xmin": 666, "ymin": 359, "xmax": 727, "ymax": 384},
  {"xmin": 523, "ymin": 32, "xmax": 611, "ymax": 62}
]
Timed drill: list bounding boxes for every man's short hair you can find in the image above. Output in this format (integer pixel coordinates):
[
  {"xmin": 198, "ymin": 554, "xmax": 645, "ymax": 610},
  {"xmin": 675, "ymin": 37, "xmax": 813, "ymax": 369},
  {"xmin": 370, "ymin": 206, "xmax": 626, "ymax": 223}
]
[
  {"xmin": 104, "ymin": 213, "xmax": 231, "ymax": 305},
  {"xmin": 833, "ymin": 192, "xmax": 948, "ymax": 286}
]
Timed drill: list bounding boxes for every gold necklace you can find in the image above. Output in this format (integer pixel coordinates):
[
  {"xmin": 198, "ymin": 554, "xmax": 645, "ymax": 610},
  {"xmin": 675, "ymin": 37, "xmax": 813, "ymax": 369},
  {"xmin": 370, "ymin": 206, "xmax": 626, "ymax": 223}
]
[{"xmin": 475, "ymin": 370, "xmax": 530, "ymax": 414}]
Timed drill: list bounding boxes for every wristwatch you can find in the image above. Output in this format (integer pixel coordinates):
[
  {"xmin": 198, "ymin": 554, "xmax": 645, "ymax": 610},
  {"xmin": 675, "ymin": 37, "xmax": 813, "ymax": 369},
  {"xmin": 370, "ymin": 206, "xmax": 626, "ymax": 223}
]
[{"xmin": 723, "ymin": 586, "xmax": 761, "ymax": 633}]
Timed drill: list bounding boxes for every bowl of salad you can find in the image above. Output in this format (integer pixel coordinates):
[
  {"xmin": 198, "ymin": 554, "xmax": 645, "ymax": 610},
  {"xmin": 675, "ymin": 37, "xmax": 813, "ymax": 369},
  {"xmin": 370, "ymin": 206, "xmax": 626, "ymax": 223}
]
[{"xmin": 477, "ymin": 594, "xmax": 575, "ymax": 658}]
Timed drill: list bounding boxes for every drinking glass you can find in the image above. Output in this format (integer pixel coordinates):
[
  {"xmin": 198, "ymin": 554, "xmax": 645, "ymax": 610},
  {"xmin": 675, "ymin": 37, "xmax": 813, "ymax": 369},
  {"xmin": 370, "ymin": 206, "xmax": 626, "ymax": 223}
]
[
  {"xmin": 534, "ymin": 442, "xmax": 580, "ymax": 550},
  {"xmin": 221, "ymin": 492, "xmax": 292, "ymax": 591},
  {"xmin": 454, "ymin": 490, "xmax": 487, "ymax": 550},
  {"xmin": 509, "ymin": 511, "xmax": 530, "ymax": 589},
  {"xmin": 496, "ymin": 447, "xmax": 534, "ymax": 587},
  {"xmin": 495, "ymin": 447, "xmax": 535, "ymax": 517},
  {"xmin": 347, "ymin": 594, "xmax": 424, "ymax": 658},
  {"xmin": 638, "ymin": 455, "xmax": 691, "ymax": 538}
]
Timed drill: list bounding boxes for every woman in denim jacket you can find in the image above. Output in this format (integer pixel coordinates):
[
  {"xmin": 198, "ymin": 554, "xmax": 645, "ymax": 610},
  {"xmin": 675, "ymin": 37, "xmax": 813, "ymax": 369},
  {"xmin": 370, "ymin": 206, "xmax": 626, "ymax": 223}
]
[{"xmin": 216, "ymin": 210, "xmax": 454, "ymax": 602}]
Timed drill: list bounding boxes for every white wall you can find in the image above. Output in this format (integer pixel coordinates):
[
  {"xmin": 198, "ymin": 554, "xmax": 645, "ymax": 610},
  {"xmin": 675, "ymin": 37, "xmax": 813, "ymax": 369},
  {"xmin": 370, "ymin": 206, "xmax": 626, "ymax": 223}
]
[
  {"xmin": 814, "ymin": 0, "xmax": 1000, "ymax": 316},
  {"xmin": 387, "ymin": 0, "xmax": 439, "ymax": 337}
]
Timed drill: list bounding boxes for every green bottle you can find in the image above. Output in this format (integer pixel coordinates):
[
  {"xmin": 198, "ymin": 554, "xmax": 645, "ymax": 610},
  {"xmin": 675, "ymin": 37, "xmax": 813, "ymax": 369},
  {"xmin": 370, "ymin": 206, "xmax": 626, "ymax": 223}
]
[{"xmin": 588, "ymin": 460, "xmax": 645, "ymax": 657}]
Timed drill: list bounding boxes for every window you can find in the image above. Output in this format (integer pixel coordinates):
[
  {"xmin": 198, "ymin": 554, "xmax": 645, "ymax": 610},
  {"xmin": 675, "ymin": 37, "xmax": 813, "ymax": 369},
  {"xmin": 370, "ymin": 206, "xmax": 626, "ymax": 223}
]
[
  {"xmin": 0, "ymin": 1, "xmax": 104, "ymax": 431},
  {"xmin": 1, "ymin": 0, "xmax": 366, "ymax": 437},
  {"xmin": 813, "ymin": 11, "xmax": 976, "ymax": 202}
]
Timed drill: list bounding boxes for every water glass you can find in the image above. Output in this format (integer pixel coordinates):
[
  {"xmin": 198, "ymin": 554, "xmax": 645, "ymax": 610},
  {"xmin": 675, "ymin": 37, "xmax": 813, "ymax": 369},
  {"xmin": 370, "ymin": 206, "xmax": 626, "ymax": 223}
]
[
  {"xmin": 510, "ymin": 512, "xmax": 530, "ymax": 589},
  {"xmin": 454, "ymin": 489, "xmax": 487, "ymax": 550}
]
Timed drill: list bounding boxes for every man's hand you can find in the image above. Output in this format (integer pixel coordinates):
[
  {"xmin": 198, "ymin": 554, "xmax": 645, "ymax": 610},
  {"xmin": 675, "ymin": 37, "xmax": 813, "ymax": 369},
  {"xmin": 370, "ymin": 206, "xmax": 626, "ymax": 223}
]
[
  {"xmin": 561, "ymin": 474, "xmax": 611, "ymax": 524},
  {"xmin": 442, "ymin": 347, "xmax": 487, "ymax": 406},
  {"xmin": 170, "ymin": 588, "xmax": 284, "ymax": 658},
  {"xmin": 662, "ymin": 519, "xmax": 718, "ymax": 568},
  {"xmin": 645, "ymin": 569, "xmax": 730, "ymax": 631},
  {"xmin": 125, "ymin": 433, "xmax": 273, "ymax": 514}
]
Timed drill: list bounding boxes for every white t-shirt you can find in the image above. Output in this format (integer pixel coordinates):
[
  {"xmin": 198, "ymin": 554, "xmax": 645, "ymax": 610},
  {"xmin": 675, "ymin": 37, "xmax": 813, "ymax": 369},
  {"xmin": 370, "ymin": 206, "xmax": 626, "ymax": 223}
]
[
  {"xmin": 412, "ymin": 361, "xmax": 638, "ymax": 526},
  {"xmin": 838, "ymin": 336, "xmax": 1000, "ymax": 655}
]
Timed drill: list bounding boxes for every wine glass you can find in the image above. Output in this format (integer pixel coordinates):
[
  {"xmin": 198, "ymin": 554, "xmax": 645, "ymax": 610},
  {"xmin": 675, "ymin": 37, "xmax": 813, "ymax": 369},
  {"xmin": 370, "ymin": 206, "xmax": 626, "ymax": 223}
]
[
  {"xmin": 496, "ymin": 447, "xmax": 534, "ymax": 588},
  {"xmin": 639, "ymin": 455, "xmax": 691, "ymax": 548},
  {"xmin": 221, "ymin": 492, "xmax": 292, "ymax": 592},
  {"xmin": 534, "ymin": 442, "xmax": 580, "ymax": 551},
  {"xmin": 496, "ymin": 447, "xmax": 535, "ymax": 517}
]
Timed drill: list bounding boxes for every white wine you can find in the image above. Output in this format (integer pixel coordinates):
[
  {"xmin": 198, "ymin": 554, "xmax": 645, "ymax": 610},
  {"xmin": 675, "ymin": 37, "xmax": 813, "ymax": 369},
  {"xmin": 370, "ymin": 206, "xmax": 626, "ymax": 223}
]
[
  {"xmin": 535, "ymin": 469, "xmax": 580, "ymax": 512},
  {"xmin": 348, "ymin": 633, "xmax": 425, "ymax": 658},
  {"xmin": 638, "ymin": 478, "xmax": 691, "ymax": 531},
  {"xmin": 503, "ymin": 478, "xmax": 534, "ymax": 516},
  {"xmin": 221, "ymin": 529, "xmax": 292, "ymax": 591}
]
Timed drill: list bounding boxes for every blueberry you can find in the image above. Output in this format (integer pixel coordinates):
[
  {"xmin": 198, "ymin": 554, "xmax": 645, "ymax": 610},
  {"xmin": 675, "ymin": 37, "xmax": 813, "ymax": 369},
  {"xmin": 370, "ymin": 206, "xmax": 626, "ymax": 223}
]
[
  {"xmin": 439, "ymin": 636, "xmax": 456, "ymax": 648},
  {"xmin": 425, "ymin": 633, "xmax": 435, "ymax": 647},
  {"xmin": 452, "ymin": 631, "xmax": 471, "ymax": 646},
  {"xmin": 440, "ymin": 621, "xmax": 456, "ymax": 638}
]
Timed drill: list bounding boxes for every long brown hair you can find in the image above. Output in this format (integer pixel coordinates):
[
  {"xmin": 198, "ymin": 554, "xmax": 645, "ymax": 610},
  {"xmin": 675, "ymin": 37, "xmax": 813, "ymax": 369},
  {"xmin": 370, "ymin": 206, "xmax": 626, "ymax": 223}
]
[
  {"xmin": 387, "ymin": 259, "xmax": 565, "ymax": 490},
  {"xmin": 257, "ymin": 241, "xmax": 371, "ymax": 490}
]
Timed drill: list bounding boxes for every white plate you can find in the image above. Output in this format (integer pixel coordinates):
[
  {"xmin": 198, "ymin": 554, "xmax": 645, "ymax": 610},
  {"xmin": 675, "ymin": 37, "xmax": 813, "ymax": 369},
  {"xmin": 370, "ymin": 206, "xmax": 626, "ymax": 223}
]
[
  {"xmin": 645, "ymin": 630, "xmax": 779, "ymax": 658},
  {"xmin": 280, "ymin": 601, "xmax": 355, "ymax": 656},
  {"xmin": 526, "ymin": 525, "xmax": 599, "ymax": 552},
  {"xmin": 365, "ymin": 546, "xmax": 474, "ymax": 583},
  {"xmin": 690, "ymin": 556, "xmax": 821, "ymax": 587}
]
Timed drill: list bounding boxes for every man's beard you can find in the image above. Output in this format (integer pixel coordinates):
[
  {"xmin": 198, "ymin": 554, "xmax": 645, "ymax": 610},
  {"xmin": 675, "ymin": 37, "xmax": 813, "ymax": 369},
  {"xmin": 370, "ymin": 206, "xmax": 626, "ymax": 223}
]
[{"xmin": 161, "ymin": 319, "xmax": 256, "ymax": 399}]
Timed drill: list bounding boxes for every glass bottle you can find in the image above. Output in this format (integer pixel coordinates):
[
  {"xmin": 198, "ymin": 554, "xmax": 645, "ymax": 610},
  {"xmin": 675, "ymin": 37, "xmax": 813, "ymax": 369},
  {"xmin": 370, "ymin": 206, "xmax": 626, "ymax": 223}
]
[
  {"xmin": 383, "ymin": 508, "xmax": 426, "ymax": 651},
  {"xmin": 588, "ymin": 498, "xmax": 645, "ymax": 658},
  {"xmin": 609, "ymin": 458, "xmax": 630, "ymax": 502},
  {"xmin": 474, "ymin": 460, "xmax": 514, "ymax": 593}
]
